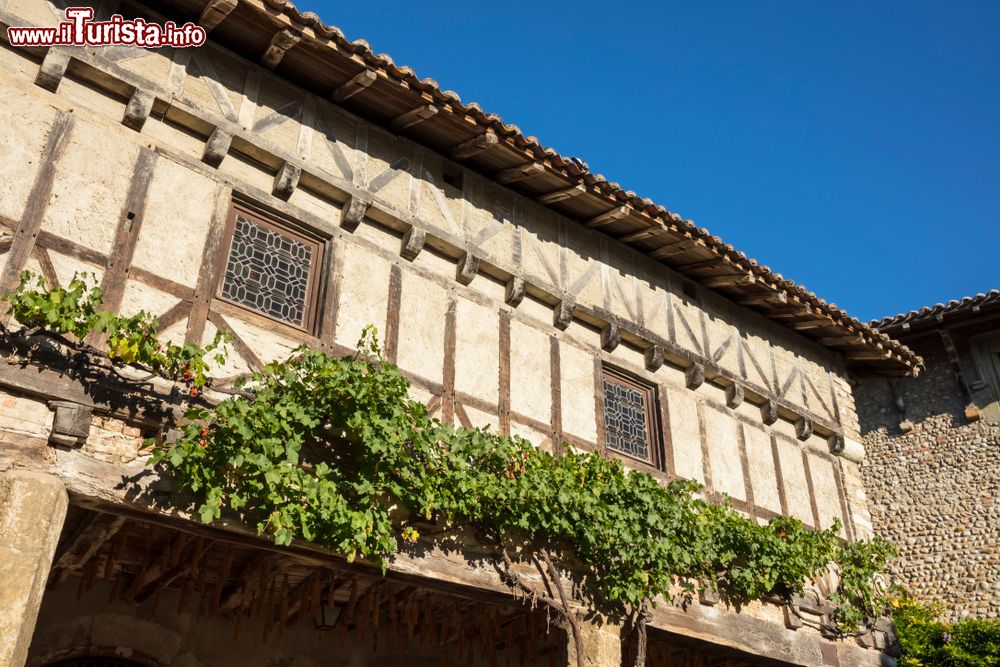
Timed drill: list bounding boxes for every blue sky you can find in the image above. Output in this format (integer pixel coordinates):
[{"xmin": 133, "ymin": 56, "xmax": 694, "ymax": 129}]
[{"xmin": 304, "ymin": 1, "xmax": 998, "ymax": 322}]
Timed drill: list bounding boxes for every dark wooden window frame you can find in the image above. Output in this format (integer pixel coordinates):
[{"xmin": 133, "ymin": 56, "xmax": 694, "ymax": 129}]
[
  {"xmin": 214, "ymin": 201, "xmax": 325, "ymax": 335},
  {"xmin": 600, "ymin": 364, "xmax": 665, "ymax": 471}
]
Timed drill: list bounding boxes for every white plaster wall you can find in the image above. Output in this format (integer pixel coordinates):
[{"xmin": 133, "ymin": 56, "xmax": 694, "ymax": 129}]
[
  {"xmin": 453, "ymin": 299, "xmax": 499, "ymax": 405},
  {"xmin": 133, "ymin": 160, "xmax": 218, "ymax": 289}
]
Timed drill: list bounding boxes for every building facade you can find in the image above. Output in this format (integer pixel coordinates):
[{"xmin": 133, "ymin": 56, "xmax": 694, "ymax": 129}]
[
  {"xmin": 0, "ymin": 0, "xmax": 921, "ymax": 665},
  {"xmin": 857, "ymin": 291, "xmax": 1000, "ymax": 621}
]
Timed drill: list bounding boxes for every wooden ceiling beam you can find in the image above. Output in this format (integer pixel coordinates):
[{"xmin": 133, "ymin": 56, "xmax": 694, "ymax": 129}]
[
  {"xmin": 674, "ymin": 256, "xmax": 729, "ymax": 273},
  {"xmin": 617, "ymin": 226, "xmax": 666, "ymax": 244},
  {"xmin": 49, "ymin": 512, "xmax": 126, "ymax": 586},
  {"xmin": 330, "ymin": 69, "xmax": 377, "ymax": 103},
  {"xmin": 496, "ymin": 162, "xmax": 545, "ymax": 185},
  {"xmin": 448, "ymin": 132, "xmax": 499, "ymax": 160},
  {"xmin": 197, "ymin": 0, "xmax": 237, "ymax": 34},
  {"xmin": 260, "ymin": 29, "xmax": 301, "ymax": 70},
  {"xmin": 788, "ymin": 318, "xmax": 835, "ymax": 331},
  {"xmin": 537, "ymin": 184, "xmax": 587, "ymax": 205},
  {"xmin": 585, "ymin": 205, "xmax": 630, "ymax": 228},
  {"xmin": 650, "ymin": 238, "xmax": 699, "ymax": 259},
  {"xmin": 389, "ymin": 104, "xmax": 438, "ymax": 133},
  {"xmin": 702, "ymin": 273, "xmax": 757, "ymax": 289},
  {"xmin": 739, "ymin": 291, "xmax": 788, "ymax": 306}
]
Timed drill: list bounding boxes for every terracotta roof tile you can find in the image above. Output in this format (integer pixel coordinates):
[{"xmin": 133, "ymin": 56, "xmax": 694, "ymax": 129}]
[{"xmin": 872, "ymin": 290, "xmax": 1000, "ymax": 332}]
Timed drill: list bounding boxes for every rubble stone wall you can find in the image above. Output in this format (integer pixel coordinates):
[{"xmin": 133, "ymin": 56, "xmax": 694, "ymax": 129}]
[{"xmin": 856, "ymin": 337, "xmax": 1000, "ymax": 620}]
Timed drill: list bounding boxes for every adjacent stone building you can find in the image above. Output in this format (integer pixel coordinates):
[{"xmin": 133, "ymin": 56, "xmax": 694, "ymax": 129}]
[
  {"xmin": 857, "ymin": 291, "xmax": 1000, "ymax": 621},
  {"xmin": 0, "ymin": 0, "xmax": 928, "ymax": 665}
]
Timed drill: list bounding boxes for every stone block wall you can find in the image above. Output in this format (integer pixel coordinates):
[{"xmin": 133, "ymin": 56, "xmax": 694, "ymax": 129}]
[{"xmin": 856, "ymin": 337, "xmax": 1000, "ymax": 620}]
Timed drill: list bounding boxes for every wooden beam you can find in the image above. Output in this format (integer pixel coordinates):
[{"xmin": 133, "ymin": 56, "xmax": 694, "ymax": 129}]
[
  {"xmin": 537, "ymin": 184, "xmax": 587, "ymax": 205},
  {"xmin": 644, "ymin": 345, "xmax": 664, "ymax": 372},
  {"xmin": 340, "ymin": 195, "xmax": 372, "ymax": 232},
  {"xmin": 448, "ymin": 132, "xmax": 498, "ymax": 160},
  {"xmin": 675, "ymin": 256, "xmax": 728, "ymax": 273},
  {"xmin": 219, "ymin": 552, "xmax": 272, "ymax": 614},
  {"xmin": 260, "ymin": 29, "xmax": 301, "ymax": 70},
  {"xmin": 553, "ymin": 299, "xmax": 574, "ymax": 330},
  {"xmin": 795, "ymin": 417, "xmax": 813, "ymax": 441},
  {"xmin": 496, "ymin": 162, "xmax": 545, "ymax": 185},
  {"xmin": 455, "ymin": 252, "xmax": 479, "ymax": 286},
  {"xmin": 389, "ymin": 104, "xmax": 438, "ymax": 133},
  {"xmin": 330, "ymin": 69, "xmax": 377, "ymax": 103},
  {"xmin": 788, "ymin": 318, "xmax": 833, "ymax": 331},
  {"xmin": 202, "ymin": 127, "xmax": 232, "ymax": 168},
  {"xmin": 650, "ymin": 238, "xmax": 699, "ymax": 259},
  {"xmin": 400, "ymin": 226, "xmax": 425, "ymax": 261},
  {"xmin": 739, "ymin": 291, "xmax": 789, "ymax": 306},
  {"xmin": 197, "ymin": 0, "xmax": 237, "ymax": 33},
  {"xmin": 726, "ymin": 383, "xmax": 745, "ymax": 409},
  {"xmin": 685, "ymin": 364, "xmax": 705, "ymax": 390},
  {"xmin": 504, "ymin": 277, "xmax": 526, "ymax": 308},
  {"xmin": 131, "ymin": 533, "xmax": 202, "ymax": 603},
  {"xmin": 939, "ymin": 329, "xmax": 979, "ymax": 421},
  {"xmin": 49, "ymin": 513, "xmax": 125, "ymax": 585},
  {"xmin": 702, "ymin": 273, "xmax": 757, "ymax": 289},
  {"xmin": 271, "ymin": 162, "xmax": 301, "ymax": 200},
  {"xmin": 816, "ymin": 334, "xmax": 864, "ymax": 346},
  {"xmin": 35, "ymin": 48, "xmax": 70, "ymax": 92},
  {"xmin": 760, "ymin": 400, "xmax": 779, "ymax": 425},
  {"xmin": 600, "ymin": 323, "xmax": 621, "ymax": 352},
  {"xmin": 585, "ymin": 206, "xmax": 630, "ymax": 229},
  {"xmin": 617, "ymin": 227, "xmax": 666, "ymax": 244},
  {"xmin": 843, "ymin": 350, "xmax": 890, "ymax": 362},
  {"xmin": 121, "ymin": 89, "xmax": 154, "ymax": 132}
]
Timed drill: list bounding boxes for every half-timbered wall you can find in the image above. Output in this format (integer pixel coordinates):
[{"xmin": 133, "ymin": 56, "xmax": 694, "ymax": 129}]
[{"xmin": 0, "ymin": 0, "xmax": 872, "ymax": 541}]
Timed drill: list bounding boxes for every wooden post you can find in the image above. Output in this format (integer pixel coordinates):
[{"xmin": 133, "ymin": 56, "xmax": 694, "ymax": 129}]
[{"xmin": 0, "ymin": 470, "xmax": 69, "ymax": 667}]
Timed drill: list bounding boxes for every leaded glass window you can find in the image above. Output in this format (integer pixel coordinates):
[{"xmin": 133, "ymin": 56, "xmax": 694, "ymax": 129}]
[
  {"xmin": 218, "ymin": 206, "xmax": 320, "ymax": 329},
  {"xmin": 602, "ymin": 369, "xmax": 658, "ymax": 464}
]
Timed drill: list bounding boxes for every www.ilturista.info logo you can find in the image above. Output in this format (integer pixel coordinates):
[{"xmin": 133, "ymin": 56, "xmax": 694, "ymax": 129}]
[{"xmin": 7, "ymin": 7, "xmax": 206, "ymax": 47}]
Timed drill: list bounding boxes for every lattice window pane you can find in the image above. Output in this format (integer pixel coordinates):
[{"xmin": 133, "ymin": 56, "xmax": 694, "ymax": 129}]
[
  {"xmin": 220, "ymin": 212, "xmax": 316, "ymax": 327},
  {"xmin": 602, "ymin": 373, "xmax": 654, "ymax": 463}
]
